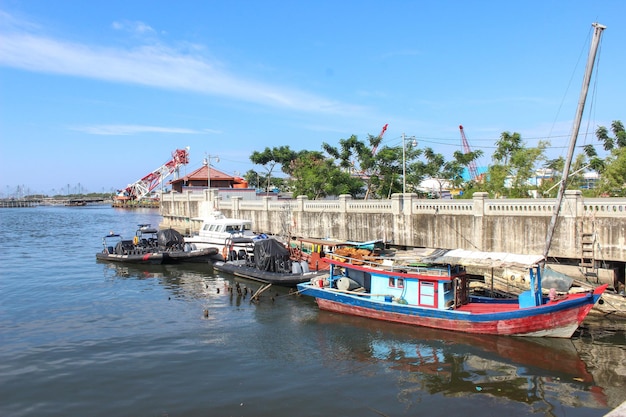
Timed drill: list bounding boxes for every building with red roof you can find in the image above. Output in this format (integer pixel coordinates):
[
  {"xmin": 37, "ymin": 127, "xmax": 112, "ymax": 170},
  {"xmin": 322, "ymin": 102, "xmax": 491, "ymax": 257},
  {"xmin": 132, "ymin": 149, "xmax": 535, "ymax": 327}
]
[{"xmin": 169, "ymin": 165, "xmax": 248, "ymax": 193}]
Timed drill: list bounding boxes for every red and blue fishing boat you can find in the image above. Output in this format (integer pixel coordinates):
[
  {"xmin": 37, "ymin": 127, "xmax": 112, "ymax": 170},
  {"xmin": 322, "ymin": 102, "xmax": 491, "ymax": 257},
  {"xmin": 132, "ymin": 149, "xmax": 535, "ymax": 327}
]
[
  {"xmin": 299, "ymin": 23, "xmax": 611, "ymax": 339},
  {"xmin": 297, "ymin": 251, "xmax": 607, "ymax": 338}
]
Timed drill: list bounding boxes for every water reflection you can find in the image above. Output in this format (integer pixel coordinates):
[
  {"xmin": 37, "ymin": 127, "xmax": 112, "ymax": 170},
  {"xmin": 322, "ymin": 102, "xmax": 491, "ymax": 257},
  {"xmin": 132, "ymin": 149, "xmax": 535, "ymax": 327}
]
[
  {"xmin": 97, "ymin": 260, "xmax": 280, "ymax": 304},
  {"xmin": 98, "ymin": 261, "xmax": 216, "ymax": 298},
  {"xmin": 313, "ymin": 312, "xmax": 609, "ymax": 410},
  {"xmin": 97, "ymin": 260, "xmax": 624, "ymax": 412}
]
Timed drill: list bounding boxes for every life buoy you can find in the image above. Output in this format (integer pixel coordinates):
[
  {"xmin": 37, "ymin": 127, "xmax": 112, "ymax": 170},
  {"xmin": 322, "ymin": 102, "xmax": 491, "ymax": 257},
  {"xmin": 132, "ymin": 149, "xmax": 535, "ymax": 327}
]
[{"xmin": 133, "ymin": 236, "xmax": 139, "ymax": 245}]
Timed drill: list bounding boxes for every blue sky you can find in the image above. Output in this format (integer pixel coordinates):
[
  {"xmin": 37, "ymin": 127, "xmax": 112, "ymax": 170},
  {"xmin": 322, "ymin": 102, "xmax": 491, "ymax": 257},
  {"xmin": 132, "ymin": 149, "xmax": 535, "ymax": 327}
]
[{"xmin": 1, "ymin": 0, "xmax": 624, "ymax": 196}]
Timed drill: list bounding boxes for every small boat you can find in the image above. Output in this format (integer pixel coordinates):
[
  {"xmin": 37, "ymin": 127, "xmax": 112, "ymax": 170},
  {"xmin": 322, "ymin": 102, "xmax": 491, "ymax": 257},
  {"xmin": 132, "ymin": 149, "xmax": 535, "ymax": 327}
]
[
  {"xmin": 289, "ymin": 236, "xmax": 387, "ymax": 271},
  {"xmin": 184, "ymin": 211, "xmax": 267, "ymax": 261},
  {"xmin": 297, "ymin": 251, "xmax": 607, "ymax": 338},
  {"xmin": 96, "ymin": 224, "xmax": 220, "ymax": 264},
  {"xmin": 214, "ymin": 238, "xmax": 329, "ymax": 286}
]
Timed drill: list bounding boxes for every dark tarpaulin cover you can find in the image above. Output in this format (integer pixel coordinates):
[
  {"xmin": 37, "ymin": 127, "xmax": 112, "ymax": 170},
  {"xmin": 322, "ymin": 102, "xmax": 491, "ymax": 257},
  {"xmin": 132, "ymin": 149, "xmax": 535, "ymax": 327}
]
[
  {"xmin": 158, "ymin": 229, "xmax": 185, "ymax": 248},
  {"xmin": 254, "ymin": 238, "xmax": 290, "ymax": 272}
]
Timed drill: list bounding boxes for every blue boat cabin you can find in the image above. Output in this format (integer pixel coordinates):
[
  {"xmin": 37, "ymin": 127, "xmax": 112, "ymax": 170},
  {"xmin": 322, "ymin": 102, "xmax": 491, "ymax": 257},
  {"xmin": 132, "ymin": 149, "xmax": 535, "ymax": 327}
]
[
  {"xmin": 326, "ymin": 253, "xmax": 547, "ymax": 311},
  {"xmin": 329, "ymin": 260, "xmax": 470, "ymax": 310}
]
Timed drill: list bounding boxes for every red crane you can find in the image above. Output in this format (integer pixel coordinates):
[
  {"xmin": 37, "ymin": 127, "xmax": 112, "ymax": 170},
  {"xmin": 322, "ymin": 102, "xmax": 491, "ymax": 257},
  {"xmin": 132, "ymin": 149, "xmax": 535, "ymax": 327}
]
[
  {"xmin": 459, "ymin": 125, "xmax": 479, "ymax": 181},
  {"xmin": 371, "ymin": 123, "xmax": 388, "ymax": 155},
  {"xmin": 115, "ymin": 148, "xmax": 189, "ymax": 201}
]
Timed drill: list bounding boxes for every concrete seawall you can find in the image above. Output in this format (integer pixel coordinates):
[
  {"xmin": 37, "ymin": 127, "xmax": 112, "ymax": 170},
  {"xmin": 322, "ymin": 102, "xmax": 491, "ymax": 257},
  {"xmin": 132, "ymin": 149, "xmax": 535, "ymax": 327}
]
[{"xmin": 159, "ymin": 190, "xmax": 626, "ymax": 267}]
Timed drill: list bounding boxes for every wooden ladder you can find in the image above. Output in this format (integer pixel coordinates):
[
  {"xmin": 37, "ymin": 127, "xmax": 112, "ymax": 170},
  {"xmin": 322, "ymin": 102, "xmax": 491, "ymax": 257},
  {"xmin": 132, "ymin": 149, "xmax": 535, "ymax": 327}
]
[{"xmin": 579, "ymin": 215, "xmax": 598, "ymax": 282}]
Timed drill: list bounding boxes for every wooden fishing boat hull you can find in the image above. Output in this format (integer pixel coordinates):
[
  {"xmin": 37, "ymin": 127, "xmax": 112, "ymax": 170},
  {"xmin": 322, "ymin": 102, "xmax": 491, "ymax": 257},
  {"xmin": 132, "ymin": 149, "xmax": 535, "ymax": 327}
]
[
  {"xmin": 214, "ymin": 260, "xmax": 328, "ymax": 286},
  {"xmin": 297, "ymin": 282, "xmax": 607, "ymax": 338}
]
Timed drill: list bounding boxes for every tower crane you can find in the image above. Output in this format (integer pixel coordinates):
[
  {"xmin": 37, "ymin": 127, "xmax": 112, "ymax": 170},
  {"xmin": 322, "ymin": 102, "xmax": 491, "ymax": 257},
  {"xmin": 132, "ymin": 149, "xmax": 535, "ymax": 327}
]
[
  {"xmin": 459, "ymin": 125, "xmax": 479, "ymax": 181},
  {"xmin": 115, "ymin": 148, "xmax": 189, "ymax": 201}
]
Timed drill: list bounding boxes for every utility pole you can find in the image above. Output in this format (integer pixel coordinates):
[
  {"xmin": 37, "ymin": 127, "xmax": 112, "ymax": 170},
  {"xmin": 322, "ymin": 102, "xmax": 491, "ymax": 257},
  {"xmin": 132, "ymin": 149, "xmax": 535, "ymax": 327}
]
[
  {"xmin": 402, "ymin": 133, "xmax": 417, "ymax": 194},
  {"xmin": 204, "ymin": 154, "xmax": 220, "ymax": 189}
]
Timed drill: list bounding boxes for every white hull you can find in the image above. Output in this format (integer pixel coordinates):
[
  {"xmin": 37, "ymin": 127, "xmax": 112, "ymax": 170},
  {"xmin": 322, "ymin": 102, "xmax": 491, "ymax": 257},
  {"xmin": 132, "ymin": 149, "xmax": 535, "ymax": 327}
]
[{"xmin": 184, "ymin": 211, "xmax": 259, "ymax": 259}]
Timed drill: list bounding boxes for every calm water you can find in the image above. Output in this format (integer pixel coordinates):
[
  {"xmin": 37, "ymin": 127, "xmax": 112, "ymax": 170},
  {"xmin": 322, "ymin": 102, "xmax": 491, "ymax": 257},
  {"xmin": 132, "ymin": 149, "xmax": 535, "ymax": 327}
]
[{"xmin": 0, "ymin": 205, "xmax": 624, "ymax": 417}]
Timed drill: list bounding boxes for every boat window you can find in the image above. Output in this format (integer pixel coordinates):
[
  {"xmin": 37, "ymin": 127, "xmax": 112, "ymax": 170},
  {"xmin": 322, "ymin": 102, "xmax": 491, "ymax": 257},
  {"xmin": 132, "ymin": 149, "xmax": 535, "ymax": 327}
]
[
  {"xmin": 397, "ymin": 278, "xmax": 404, "ymax": 288},
  {"xmin": 203, "ymin": 224, "xmax": 210, "ymax": 231},
  {"xmin": 225, "ymin": 226, "xmax": 234, "ymax": 232},
  {"xmin": 243, "ymin": 224, "xmax": 252, "ymax": 231},
  {"xmin": 388, "ymin": 277, "xmax": 395, "ymax": 287}
]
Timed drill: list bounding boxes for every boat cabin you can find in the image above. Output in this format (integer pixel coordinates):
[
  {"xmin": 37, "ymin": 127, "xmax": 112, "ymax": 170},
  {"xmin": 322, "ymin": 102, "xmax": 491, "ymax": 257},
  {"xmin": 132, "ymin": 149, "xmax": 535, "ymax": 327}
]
[
  {"xmin": 324, "ymin": 248, "xmax": 548, "ymax": 311},
  {"xmin": 327, "ymin": 257, "xmax": 469, "ymax": 309},
  {"xmin": 193, "ymin": 215, "xmax": 254, "ymax": 239}
]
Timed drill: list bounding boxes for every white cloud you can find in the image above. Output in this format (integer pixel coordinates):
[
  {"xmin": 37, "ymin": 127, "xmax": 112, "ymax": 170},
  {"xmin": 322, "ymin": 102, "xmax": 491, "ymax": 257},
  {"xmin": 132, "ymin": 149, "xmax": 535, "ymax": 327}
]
[
  {"xmin": 111, "ymin": 20, "xmax": 156, "ymax": 35},
  {"xmin": 70, "ymin": 124, "xmax": 206, "ymax": 136},
  {"xmin": 0, "ymin": 12, "xmax": 367, "ymax": 116}
]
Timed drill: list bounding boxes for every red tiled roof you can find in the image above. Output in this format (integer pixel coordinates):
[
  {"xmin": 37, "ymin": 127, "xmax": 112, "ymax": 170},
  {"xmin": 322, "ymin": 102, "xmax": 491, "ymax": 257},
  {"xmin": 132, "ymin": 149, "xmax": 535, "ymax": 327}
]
[{"xmin": 173, "ymin": 165, "xmax": 234, "ymax": 183}]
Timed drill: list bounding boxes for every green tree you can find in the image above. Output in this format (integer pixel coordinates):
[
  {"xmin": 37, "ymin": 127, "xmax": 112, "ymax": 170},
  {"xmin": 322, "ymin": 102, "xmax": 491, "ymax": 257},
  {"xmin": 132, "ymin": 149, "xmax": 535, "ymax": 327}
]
[
  {"xmin": 288, "ymin": 151, "xmax": 361, "ymax": 199},
  {"xmin": 507, "ymin": 141, "xmax": 548, "ymax": 197},
  {"xmin": 410, "ymin": 148, "xmax": 446, "ymax": 196},
  {"xmin": 322, "ymin": 133, "xmax": 382, "ymax": 199},
  {"xmin": 250, "ymin": 146, "xmax": 296, "ymax": 192},
  {"xmin": 485, "ymin": 132, "xmax": 547, "ymax": 198},
  {"xmin": 448, "ymin": 149, "xmax": 484, "ymax": 191},
  {"xmin": 596, "ymin": 120, "xmax": 626, "ymax": 151},
  {"xmin": 484, "ymin": 164, "xmax": 509, "ymax": 198},
  {"xmin": 493, "ymin": 131, "xmax": 523, "ymax": 165},
  {"xmin": 406, "ymin": 146, "xmax": 483, "ymax": 198},
  {"xmin": 371, "ymin": 146, "xmax": 403, "ymax": 198},
  {"xmin": 595, "ymin": 120, "xmax": 626, "ymax": 196},
  {"xmin": 243, "ymin": 169, "xmax": 262, "ymax": 189},
  {"xmin": 582, "ymin": 144, "xmax": 605, "ymax": 173}
]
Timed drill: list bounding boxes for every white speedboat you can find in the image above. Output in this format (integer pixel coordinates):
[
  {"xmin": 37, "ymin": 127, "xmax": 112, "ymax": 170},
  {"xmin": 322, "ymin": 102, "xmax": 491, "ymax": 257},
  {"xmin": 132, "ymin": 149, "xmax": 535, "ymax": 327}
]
[{"xmin": 185, "ymin": 212, "xmax": 265, "ymax": 261}]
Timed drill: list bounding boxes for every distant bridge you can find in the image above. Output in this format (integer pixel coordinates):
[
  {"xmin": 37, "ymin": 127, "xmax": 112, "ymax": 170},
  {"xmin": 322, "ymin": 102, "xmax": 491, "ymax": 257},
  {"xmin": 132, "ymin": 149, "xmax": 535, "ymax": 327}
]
[
  {"xmin": 0, "ymin": 197, "xmax": 108, "ymax": 207},
  {"xmin": 0, "ymin": 198, "xmax": 41, "ymax": 208}
]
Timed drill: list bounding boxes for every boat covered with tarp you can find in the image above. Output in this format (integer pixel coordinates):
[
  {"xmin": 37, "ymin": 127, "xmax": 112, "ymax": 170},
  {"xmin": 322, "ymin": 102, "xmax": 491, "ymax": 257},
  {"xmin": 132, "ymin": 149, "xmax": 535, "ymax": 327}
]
[
  {"xmin": 96, "ymin": 225, "xmax": 220, "ymax": 264},
  {"xmin": 214, "ymin": 238, "xmax": 328, "ymax": 286}
]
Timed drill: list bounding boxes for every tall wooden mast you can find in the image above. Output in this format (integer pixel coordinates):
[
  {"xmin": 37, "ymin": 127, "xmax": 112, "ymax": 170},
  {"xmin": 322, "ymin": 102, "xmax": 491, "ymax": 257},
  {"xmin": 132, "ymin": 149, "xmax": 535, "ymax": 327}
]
[{"xmin": 542, "ymin": 22, "xmax": 606, "ymax": 260}]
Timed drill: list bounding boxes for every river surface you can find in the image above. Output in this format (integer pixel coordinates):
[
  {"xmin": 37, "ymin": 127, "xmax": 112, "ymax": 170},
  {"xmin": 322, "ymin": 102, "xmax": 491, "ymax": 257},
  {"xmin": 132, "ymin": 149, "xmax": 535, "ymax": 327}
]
[{"xmin": 0, "ymin": 205, "xmax": 624, "ymax": 417}]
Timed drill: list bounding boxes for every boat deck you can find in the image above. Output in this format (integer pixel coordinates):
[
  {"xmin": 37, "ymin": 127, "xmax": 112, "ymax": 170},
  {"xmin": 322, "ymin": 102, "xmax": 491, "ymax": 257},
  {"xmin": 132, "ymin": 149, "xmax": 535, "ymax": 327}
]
[{"xmin": 457, "ymin": 294, "xmax": 583, "ymax": 314}]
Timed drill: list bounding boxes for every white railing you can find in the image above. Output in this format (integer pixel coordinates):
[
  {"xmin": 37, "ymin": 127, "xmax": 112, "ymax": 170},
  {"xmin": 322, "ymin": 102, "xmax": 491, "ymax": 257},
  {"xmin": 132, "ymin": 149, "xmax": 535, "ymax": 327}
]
[
  {"xmin": 166, "ymin": 191, "xmax": 626, "ymax": 218},
  {"xmin": 484, "ymin": 199, "xmax": 556, "ymax": 217},
  {"xmin": 583, "ymin": 200, "xmax": 626, "ymax": 217},
  {"xmin": 347, "ymin": 200, "xmax": 393, "ymax": 212},
  {"xmin": 412, "ymin": 200, "xmax": 474, "ymax": 214}
]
